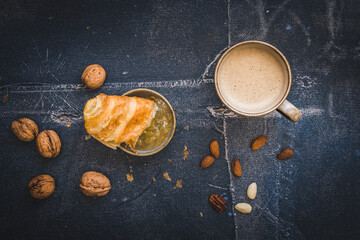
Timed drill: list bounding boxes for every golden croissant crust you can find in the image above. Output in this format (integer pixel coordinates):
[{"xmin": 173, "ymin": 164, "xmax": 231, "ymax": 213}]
[{"xmin": 83, "ymin": 93, "xmax": 156, "ymax": 149}]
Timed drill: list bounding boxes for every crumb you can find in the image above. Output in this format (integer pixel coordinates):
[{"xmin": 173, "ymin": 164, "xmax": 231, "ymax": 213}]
[
  {"xmin": 174, "ymin": 179, "xmax": 183, "ymax": 190},
  {"xmin": 200, "ymin": 212, "xmax": 203, "ymax": 217},
  {"xmin": 152, "ymin": 177, "xmax": 156, "ymax": 182},
  {"xmin": 218, "ymin": 108, "xmax": 225, "ymax": 111},
  {"xmin": 86, "ymin": 26, "xmax": 91, "ymax": 30},
  {"xmin": 266, "ymin": 10, "xmax": 269, "ymax": 13},
  {"xmin": 168, "ymin": 159, "xmax": 172, "ymax": 163},
  {"xmin": 126, "ymin": 173, "xmax": 134, "ymax": 182},
  {"xmin": 162, "ymin": 171, "xmax": 171, "ymax": 182},
  {"xmin": 183, "ymin": 145, "xmax": 189, "ymax": 160},
  {"xmin": 84, "ymin": 134, "xmax": 91, "ymax": 140},
  {"xmin": 66, "ymin": 122, "xmax": 71, "ymax": 128},
  {"xmin": 23, "ymin": 98, "xmax": 26, "ymax": 102},
  {"xmin": 184, "ymin": 125, "xmax": 189, "ymax": 130},
  {"xmin": 207, "ymin": 33, "xmax": 212, "ymax": 37},
  {"xmin": 48, "ymin": 16, "xmax": 53, "ymax": 20},
  {"xmin": 2, "ymin": 93, "xmax": 8, "ymax": 103}
]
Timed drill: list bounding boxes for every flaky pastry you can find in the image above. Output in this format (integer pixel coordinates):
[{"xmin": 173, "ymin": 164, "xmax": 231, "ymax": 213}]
[{"xmin": 83, "ymin": 94, "xmax": 157, "ymax": 149}]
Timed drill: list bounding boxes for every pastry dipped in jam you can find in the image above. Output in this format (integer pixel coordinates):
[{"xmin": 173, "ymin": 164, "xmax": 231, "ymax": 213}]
[{"xmin": 84, "ymin": 93, "xmax": 157, "ymax": 150}]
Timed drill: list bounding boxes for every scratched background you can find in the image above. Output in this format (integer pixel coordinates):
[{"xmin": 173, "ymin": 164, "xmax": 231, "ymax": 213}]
[{"xmin": 0, "ymin": 0, "xmax": 359, "ymax": 239}]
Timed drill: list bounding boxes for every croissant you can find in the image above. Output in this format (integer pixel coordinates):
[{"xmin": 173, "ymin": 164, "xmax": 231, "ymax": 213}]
[{"xmin": 83, "ymin": 93, "xmax": 157, "ymax": 149}]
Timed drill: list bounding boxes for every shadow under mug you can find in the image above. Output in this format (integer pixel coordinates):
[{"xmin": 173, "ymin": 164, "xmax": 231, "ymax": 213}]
[{"xmin": 214, "ymin": 40, "xmax": 302, "ymax": 122}]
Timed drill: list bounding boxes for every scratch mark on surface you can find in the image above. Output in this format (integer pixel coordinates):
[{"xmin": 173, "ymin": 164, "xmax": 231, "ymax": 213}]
[
  {"xmin": 212, "ymin": 121, "xmax": 224, "ymax": 134},
  {"xmin": 208, "ymin": 184, "xmax": 228, "ymax": 190},
  {"xmin": 199, "ymin": 47, "xmax": 228, "ymax": 80},
  {"xmin": 82, "ymin": 44, "xmax": 89, "ymax": 55},
  {"xmin": 21, "ymin": 60, "xmax": 30, "ymax": 70},
  {"xmin": 327, "ymin": 0, "xmax": 336, "ymax": 39},
  {"xmin": 289, "ymin": 12, "xmax": 311, "ymax": 46},
  {"xmin": 58, "ymin": 52, "xmax": 62, "ymax": 60},
  {"xmin": 207, "ymin": 106, "xmax": 325, "ymax": 118},
  {"xmin": 46, "ymin": 48, "xmax": 49, "ymax": 62},
  {"xmin": 33, "ymin": 94, "xmax": 45, "ymax": 110},
  {"xmin": 0, "ymin": 110, "xmax": 50, "ymax": 117},
  {"xmin": 227, "ymin": 0, "xmax": 231, "ymax": 46},
  {"xmin": 57, "ymin": 59, "xmax": 66, "ymax": 71},
  {"xmin": 245, "ymin": 0, "xmax": 292, "ymax": 40},
  {"xmin": 254, "ymin": 203, "xmax": 305, "ymax": 239},
  {"xmin": 223, "ymin": 118, "xmax": 237, "ymax": 237},
  {"xmin": 325, "ymin": 0, "xmax": 344, "ymax": 52},
  {"xmin": 328, "ymin": 92, "xmax": 334, "ymax": 117},
  {"xmin": 42, "ymin": 64, "xmax": 60, "ymax": 82}
]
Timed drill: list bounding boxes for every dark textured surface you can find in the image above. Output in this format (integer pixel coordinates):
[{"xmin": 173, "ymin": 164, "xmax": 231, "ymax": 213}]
[{"xmin": 0, "ymin": 0, "xmax": 359, "ymax": 239}]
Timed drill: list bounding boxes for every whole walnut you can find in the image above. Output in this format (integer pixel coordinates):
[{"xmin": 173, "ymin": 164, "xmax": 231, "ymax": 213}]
[
  {"xmin": 36, "ymin": 130, "xmax": 61, "ymax": 158},
  {"xmin": 28, "ymin": 174, "xmax": 55, "ymax": 200},
  {"xmin": 11, "ymin": 118, "xmax": 39, "ymax": 141},
  {"xmin": 81, "ymin": 64, "xmax": 106, "ymax": 90},
  {"xmin": 79, "ymin": 171, "xmax": 111, "ymax": 197}
]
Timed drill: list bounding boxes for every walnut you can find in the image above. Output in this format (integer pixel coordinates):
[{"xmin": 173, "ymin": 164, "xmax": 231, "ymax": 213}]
[
  {"xmin": 28, "ymin": 174, "xmax": 55, "ymax": 199},
  {"xmin": 36, "ymin": 130, "xmax": 61, "ymax": 158},
  {"xmin": 11, "ymin": 118, "xmax": 39, "ymax": 141},
  {"xmin": 79, "ymin": 171, "xmax": 111, "ymax": 197},
  {"xmin": 81, "ymin": 64, "xmax": 106, "ymax": 90}
]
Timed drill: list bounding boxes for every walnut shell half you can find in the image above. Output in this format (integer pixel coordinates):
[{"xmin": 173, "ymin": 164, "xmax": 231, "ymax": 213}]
[
  {"xmin": 28, "ymin": 174, "xmax": 55, "ymax": 200},
  {"xmin": 79, "ymin": 171, "xmax": 111, "ymax": 197},
  {"xmin": 11, "ymin": 118, "xmax": 39, "ymax": 141},
  {"xmin": 36, "ymin": 130, "xmax": 61, "ymax": 158},
  {"xmin": 81, "ymin": 64, "xmax": 106, "ymax": 90}
]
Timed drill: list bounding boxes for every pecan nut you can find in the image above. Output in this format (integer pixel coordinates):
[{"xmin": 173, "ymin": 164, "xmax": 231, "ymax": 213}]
[
  {"xmin": 36, "ymin": 130, "xmax": 61, "ymax": 158},
  {"xmin": 28, "ymin": 174, "xmax": 55, "ymax": 199},
  {"xmin": 209, "ymin": 193, "xmax": 227, "ymax": 213},
  {"xmin": 11, "ymin": 118, "xmax": 39, "ymax": 141}
]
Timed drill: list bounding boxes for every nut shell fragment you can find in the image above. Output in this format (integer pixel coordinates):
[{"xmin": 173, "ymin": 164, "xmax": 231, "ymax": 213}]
[
  {"xmin": 28, "ymin": 174, "xmax": 55, "ymax": 200},
  {"xmin": 79, "ymin": 171, "xmax": 111, "ymax": 197},
  {"xmin": 36, "ymin": 130, "xmax": 61, "ymax": 158},
  {"xmin": 11, "ymin": 118, "xmax": 38, "ymax": 141}
]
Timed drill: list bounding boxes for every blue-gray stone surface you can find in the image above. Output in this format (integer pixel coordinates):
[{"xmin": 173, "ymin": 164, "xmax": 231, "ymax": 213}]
[{"xmin": 0, "ymin": 0, "xmax": 359, "ymax": 239}]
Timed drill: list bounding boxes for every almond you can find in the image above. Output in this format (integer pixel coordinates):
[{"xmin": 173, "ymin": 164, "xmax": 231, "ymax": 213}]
[
  {"xmin": 247, "ymin": 182, "xmax": 257, "ymax": 200},
  {"xmin": 210, "ymin": 140, "xmax": 220, "ymax": 158},
  {"xmin": 231, "ymin": 158, "xmax": 242, "ymax": 177},
  {"xmin": 235, "ymin": 203, "xmax": 252, "ymax": 214},
  {"xmin": 200, "ymin": 155, "xmax": 214, "ymax": 169},
  {"xmin": 251, "ymin": 135, "xmax": 267, "ymax": 150},
  {"xmin": 277, "ymin": 148, "xmax": 294, "ymax": 160},
  {"xmin": 209, "ymin": 193, "xmax": 226, "ymax": 213}
]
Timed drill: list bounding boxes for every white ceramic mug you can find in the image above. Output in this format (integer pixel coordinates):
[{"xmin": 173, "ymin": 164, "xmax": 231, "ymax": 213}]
[{"xmin": 214, "ymin": 41, "xmax": 301, "ymax": 122}]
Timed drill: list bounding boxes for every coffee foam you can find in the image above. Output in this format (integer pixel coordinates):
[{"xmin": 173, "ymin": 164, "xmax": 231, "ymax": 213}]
[{"xmin": 217, "ymin": 45, "xmax": 289, "ymax": 114}]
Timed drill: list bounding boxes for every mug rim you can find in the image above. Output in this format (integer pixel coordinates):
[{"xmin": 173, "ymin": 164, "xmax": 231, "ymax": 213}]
[{"xmin": 214, "ymin": 40, "xmax": 292, "ymax": 117}]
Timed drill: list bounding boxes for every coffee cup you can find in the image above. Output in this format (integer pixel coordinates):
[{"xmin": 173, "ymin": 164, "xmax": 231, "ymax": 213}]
[{"xmin": 214, "ymin": 41, "xmax": 301, "ymax": 122}]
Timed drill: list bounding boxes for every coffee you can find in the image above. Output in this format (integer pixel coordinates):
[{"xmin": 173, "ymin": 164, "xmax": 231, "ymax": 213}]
[{"xmin": 217, "ymin": 45, "xmax": 289, "ymax": 113}]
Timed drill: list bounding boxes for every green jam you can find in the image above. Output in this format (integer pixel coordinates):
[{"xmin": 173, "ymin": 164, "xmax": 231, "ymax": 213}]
[{"xmin": 135, "ymin": 96, "xmax": 172, "ymax": 150}]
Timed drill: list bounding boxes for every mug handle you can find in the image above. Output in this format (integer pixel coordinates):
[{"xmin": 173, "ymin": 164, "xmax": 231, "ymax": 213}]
[{"xmin": 277, "ymin": 100, "xmax": 302, "ymax": 122}]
